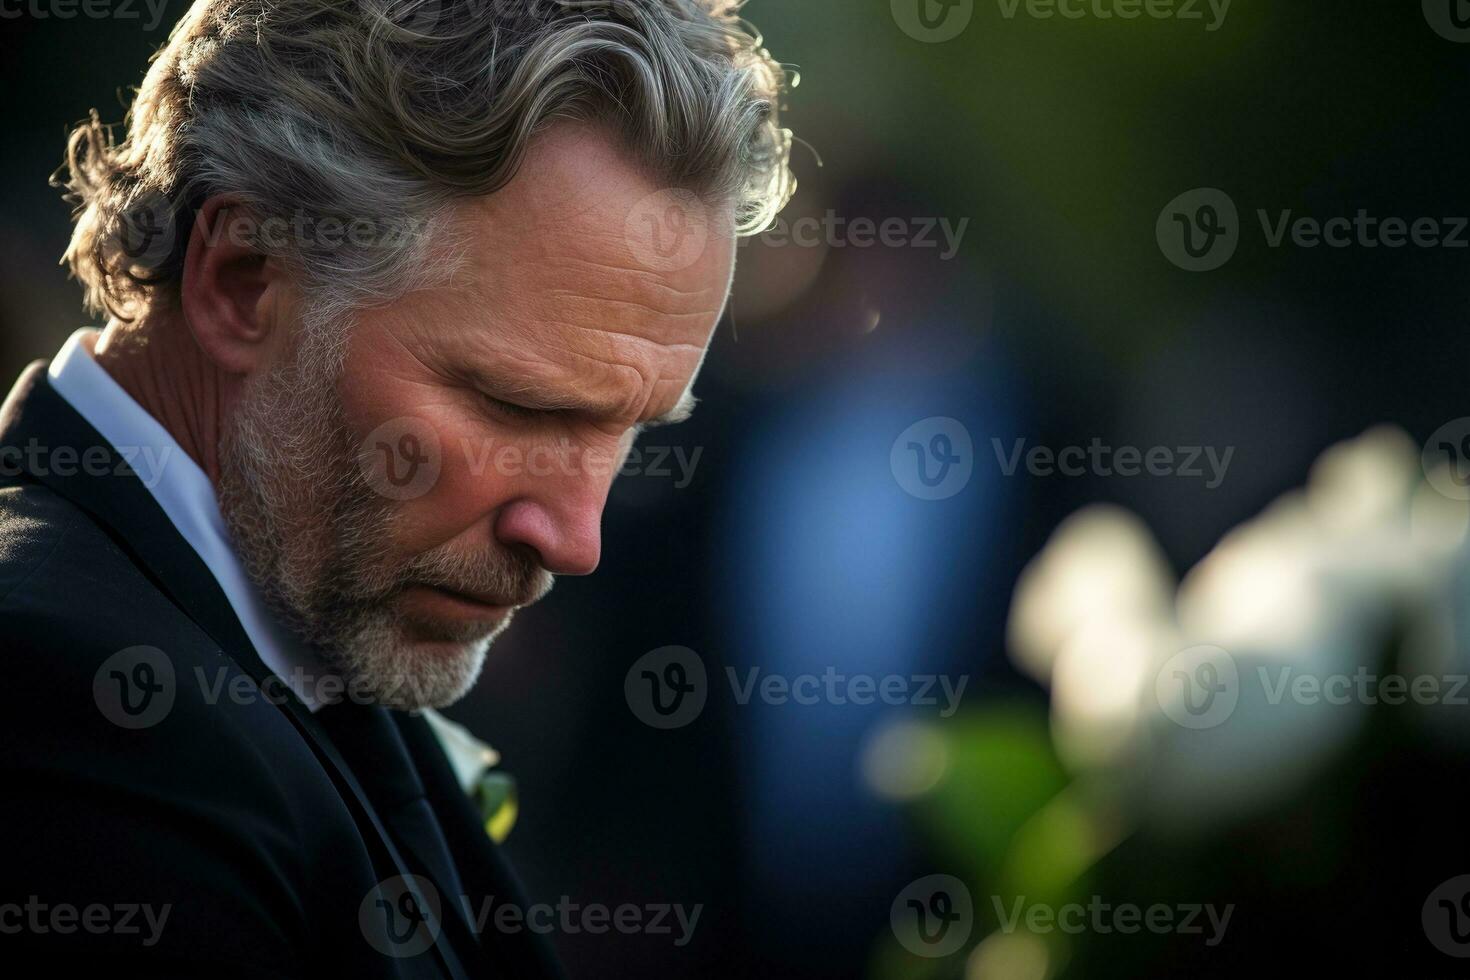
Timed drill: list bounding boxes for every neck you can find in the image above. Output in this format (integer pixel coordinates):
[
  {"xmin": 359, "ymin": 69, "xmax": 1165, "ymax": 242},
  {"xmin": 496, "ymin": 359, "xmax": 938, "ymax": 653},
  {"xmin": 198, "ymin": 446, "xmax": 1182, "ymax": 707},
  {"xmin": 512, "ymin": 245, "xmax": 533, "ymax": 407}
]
[{"xmin": 90, "ymin": 311, "xmax": 230, "ymax": 486}]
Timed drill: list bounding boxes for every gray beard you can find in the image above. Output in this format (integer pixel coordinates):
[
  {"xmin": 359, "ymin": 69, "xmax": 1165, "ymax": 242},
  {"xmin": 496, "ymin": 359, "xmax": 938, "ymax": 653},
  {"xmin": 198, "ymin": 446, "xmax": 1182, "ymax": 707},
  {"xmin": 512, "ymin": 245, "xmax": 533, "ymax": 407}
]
[{"xmin": 215, "ymin": 314, "xmax": 547, "ymax": 710}]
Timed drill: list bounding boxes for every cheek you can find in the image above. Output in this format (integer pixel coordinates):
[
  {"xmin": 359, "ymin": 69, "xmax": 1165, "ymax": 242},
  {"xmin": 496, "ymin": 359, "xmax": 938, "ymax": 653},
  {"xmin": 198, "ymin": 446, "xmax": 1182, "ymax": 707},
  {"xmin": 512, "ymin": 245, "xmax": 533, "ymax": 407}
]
[
  {"xmin": 336, "ymin": 368, "xmax": 504, "ymax": 555},
  {"xmin": 381, "ymin": 407, "xmax": 514, "ymax": 555}
]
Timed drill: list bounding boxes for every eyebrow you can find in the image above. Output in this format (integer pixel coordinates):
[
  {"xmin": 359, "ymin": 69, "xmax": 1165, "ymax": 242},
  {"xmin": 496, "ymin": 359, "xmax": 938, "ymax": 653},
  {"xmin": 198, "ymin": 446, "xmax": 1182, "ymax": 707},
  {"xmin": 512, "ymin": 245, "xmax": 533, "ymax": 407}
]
[{"xmin": 471, "ymin": 370, "xmax": 697, "ymax": 428}]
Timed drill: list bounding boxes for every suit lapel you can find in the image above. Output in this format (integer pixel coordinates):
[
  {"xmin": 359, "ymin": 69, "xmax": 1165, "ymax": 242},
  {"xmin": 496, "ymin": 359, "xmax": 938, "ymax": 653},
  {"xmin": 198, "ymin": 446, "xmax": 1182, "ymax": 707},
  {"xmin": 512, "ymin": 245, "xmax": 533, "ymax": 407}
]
[
  {"xmin": 313, "ymin": 699, "xmax": 491, "ymax": 946},
  {"xmin": 396, "ymin": 712, "xmax": 568, "ymax": 980},
  {"xmin": 0, "ymin": 361, "xmax": 479, "ymax": 979},
  {"xmin": 0, "ymin": 363, "xmax": 278, "ymax": 687}
]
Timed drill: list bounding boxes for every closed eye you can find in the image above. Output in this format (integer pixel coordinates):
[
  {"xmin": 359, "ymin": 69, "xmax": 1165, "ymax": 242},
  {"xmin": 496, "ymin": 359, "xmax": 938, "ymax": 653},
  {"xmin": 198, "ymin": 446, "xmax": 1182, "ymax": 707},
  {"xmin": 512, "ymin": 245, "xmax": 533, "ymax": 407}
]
[{"xmin": 481, "ymin": 393, "xmax": 542, "ymax": 422}]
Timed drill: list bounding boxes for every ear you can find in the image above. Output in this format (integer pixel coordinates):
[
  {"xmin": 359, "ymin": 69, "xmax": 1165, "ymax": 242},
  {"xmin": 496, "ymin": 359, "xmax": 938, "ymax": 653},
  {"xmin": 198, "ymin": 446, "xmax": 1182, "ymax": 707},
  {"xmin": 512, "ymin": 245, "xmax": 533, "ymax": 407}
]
[{"xmin": 178, "ymin": 195, "xmax": 291, "ymax": 375}]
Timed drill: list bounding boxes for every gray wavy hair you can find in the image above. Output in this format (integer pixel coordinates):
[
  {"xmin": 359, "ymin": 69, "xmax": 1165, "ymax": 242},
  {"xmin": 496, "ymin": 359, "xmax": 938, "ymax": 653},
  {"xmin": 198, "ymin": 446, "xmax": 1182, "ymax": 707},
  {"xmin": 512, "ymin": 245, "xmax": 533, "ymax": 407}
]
[{"xmin": 54, "ymin": 0, "xmax": 794, "ymax": 322}]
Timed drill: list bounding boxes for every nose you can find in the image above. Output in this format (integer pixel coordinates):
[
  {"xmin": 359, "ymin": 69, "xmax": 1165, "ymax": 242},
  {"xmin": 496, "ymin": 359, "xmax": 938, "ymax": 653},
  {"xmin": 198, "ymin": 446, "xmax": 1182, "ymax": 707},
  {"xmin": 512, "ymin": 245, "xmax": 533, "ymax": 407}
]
[{"xmin": 493, "ymin": 494, "xmax": 603, "ymax": 576}]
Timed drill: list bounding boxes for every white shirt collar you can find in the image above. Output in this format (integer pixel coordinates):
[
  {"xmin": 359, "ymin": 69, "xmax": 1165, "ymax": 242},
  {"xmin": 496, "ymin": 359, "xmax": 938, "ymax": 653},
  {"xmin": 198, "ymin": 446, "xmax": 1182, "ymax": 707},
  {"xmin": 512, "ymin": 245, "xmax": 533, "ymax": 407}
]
[{"xmin": 47, "ymin": 327, "xmax": 331, "ymax": 711}]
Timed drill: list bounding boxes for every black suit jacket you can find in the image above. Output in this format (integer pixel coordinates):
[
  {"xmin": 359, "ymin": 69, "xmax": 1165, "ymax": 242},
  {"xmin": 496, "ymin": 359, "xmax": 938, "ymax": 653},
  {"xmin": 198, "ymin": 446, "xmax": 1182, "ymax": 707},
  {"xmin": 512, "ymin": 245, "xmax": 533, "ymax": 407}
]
[{"xmin": 0, "ymin": 360, "xmax": 564, "ymax": 979}]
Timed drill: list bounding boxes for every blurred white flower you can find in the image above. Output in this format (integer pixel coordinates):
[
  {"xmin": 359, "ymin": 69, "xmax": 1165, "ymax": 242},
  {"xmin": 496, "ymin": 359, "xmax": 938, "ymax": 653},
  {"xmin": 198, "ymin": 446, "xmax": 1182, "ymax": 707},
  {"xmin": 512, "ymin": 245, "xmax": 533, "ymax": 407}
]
[
  {"xmin": 1007, "ymin": 426, "xmax": 1470, "ymax": 831},
  {"xmin": 1050, "ymin": 614, "xmax": 1178, "ymax": 771},
  {"xmin": 1007, "ymin": 505, "xmax": 1175, "ymax": 685},
  {"xmin": 421, "ymin": 708, "xmax": 501, "ymax": 794}
]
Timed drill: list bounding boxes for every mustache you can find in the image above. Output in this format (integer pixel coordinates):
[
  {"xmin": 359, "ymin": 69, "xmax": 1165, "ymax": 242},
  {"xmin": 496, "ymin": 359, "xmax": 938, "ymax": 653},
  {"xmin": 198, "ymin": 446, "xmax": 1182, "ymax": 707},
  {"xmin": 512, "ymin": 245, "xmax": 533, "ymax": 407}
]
[{"xmin": 399, "ymin": 543, "xmax": 555, "ymax": 608}]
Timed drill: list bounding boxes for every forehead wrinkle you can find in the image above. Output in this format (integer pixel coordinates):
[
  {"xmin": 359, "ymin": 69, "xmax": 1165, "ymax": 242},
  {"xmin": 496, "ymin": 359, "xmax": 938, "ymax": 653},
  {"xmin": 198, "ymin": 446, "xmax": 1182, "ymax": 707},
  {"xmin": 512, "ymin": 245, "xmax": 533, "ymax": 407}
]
[
  {"xmin": 555, "ymin": 338, "xmax": 708, "ymax": 424},
  {"xmin": 559, "ymin": 322, "xmax": 708, "ymax": 359},
  {"xmin": 556, "ymin": 258, "xmax": 719, "ymax": 299},
  {"xmin": 442, "ymin": 260, "xmax": 710, "ymax": 415},
  {"xmin": 543, "ymin": 251, "xmax": 728, "ymax": 305},
  {"xmin": 542, "ymin": 288, "xmax": 722, "ymax": 326},
  {"xmin": 529, "ymin": 314, "xmax": 706, "ymax": 373},
  {"xmin": 528, "ymin": 297, "xmax": 711, "ymax": 390},
  {"xmin": 505, "ymin": 251, "xmax": 723, "ymax": 337},
  {"xmin": 533, "ymin": 274, "xmax": 719, "ymax": 345},
  {"xmin": 533, "ymin": 292, "xmax": 713, "ymax": 341},
  {"xmin": 539, "ymin": 298, "xmax": 719, "ymax": 361},
  {"xmin": 503, "ymin": 216, "xmax": 731, "ymax": 331}
]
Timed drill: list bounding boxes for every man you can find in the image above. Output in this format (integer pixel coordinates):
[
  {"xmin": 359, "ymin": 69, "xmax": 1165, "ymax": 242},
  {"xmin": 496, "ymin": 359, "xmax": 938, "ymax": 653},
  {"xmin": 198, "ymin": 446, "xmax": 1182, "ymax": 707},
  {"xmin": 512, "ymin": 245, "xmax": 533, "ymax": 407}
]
[{"xmin": 0, "ymin": 0, "xmax": 792, "ymax": 975}]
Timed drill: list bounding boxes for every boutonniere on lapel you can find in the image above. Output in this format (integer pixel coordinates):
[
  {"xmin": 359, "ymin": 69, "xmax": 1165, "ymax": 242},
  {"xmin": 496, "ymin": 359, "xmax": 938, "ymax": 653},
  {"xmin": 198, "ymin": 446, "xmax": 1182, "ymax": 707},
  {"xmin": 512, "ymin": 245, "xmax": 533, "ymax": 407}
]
[{"xmin": 421, "ymin": 709, "xmax": 517, "ymax": 844}]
